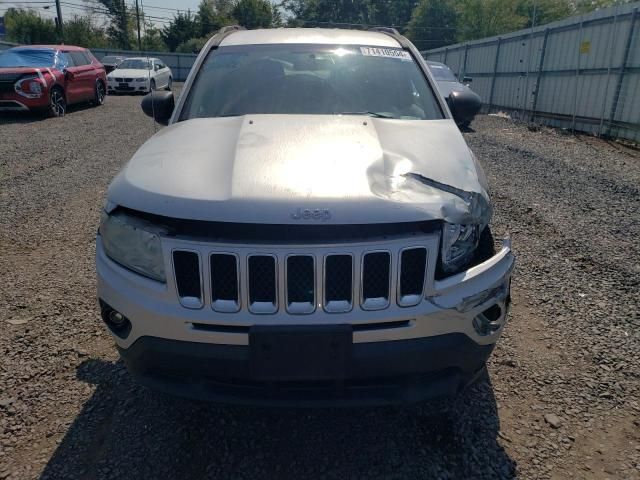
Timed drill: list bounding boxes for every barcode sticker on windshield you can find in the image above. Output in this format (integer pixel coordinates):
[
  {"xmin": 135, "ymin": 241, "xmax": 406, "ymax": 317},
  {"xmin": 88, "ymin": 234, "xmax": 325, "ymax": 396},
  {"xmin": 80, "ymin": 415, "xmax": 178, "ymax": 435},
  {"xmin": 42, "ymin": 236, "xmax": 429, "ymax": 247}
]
[{"xmin": 360, "ymin": 47, "xmax": 412, "ymax": 61}]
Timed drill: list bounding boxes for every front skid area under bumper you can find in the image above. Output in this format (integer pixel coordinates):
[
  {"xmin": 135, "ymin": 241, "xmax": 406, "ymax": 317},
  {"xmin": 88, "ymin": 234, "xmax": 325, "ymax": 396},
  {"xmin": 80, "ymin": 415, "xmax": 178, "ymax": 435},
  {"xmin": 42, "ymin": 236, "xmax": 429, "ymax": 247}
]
[{"xmin": 119, "ymin": 333, "xmax": 494, "ymax": 407}]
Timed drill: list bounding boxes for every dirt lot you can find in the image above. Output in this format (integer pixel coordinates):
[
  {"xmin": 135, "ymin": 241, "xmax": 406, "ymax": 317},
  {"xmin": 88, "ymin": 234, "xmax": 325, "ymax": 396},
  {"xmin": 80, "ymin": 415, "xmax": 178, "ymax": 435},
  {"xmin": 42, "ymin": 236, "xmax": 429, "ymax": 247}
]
[{"xmin": 1, "ymin": 91, "xmax": 639, "ymax": 480}]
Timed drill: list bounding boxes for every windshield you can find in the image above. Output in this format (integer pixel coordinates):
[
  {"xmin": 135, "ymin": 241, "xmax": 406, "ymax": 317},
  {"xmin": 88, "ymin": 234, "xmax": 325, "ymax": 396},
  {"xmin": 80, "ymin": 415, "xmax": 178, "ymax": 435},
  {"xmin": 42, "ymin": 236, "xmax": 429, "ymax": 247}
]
[
  {"xmin": 102, "ymin": 56, "xmax": 121, "ymax": 64},
  {"xmin": 180, "ymin": 44, "xmax": 443, "ymax": 120},
  {"xmin": 428, "ymin": 63, "xmax": 457, "ymax": 82},
  {"xmin": 117, "ymin": 59, "xmax": 151, "ymax": 70},
  {"xmin": 0, "ymin": 48, "xmax": 66, "ymax": 69}
]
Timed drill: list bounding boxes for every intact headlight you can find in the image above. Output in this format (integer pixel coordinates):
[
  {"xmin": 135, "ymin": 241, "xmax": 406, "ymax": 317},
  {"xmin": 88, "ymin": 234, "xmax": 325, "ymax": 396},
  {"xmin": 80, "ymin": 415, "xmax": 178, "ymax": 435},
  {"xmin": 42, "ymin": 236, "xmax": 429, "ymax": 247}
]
[
  {"xmin": 99, "ymin": 211, "xmax": 166, "ymax": 282},
  {"xmin": 441, "ymin": 223, "xmax": 479, "ymax": 274}
]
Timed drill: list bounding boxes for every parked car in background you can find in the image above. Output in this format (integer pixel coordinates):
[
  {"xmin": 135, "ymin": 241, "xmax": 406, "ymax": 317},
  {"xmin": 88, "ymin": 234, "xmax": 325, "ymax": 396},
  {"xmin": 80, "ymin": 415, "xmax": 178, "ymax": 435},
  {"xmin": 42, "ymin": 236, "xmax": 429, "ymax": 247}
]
[
  {"xmin": 97, "ymin": 27, "xmax": 514, "ymax": 407},
  {"xmin": 106, "ymin": 57, "xmax": 172, "ymax": 94},
  {"xmin": 427, "ymin": 60, "xmax": 481, "ymax": 128},
  {"xmin": 0, "ymin": 45, "xmax": 107, "ymax": 117},
  {"xmin": 100, "ymin": 55, "xmax": 125, "ymax": 74}
]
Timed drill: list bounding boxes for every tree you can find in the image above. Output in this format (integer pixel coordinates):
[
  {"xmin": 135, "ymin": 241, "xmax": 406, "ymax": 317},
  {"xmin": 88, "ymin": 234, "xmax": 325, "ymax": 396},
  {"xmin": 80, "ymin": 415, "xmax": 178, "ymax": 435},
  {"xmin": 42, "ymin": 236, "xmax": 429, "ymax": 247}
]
[
  {"xmin": 197, "ymin": 0, "xmax": 226, "ymax": 36},
  {"xmin": 63, "ymin": 15, "xmax": 109, "ymax": 48},
  {"xmin": 282, "ymin": 0, "xmax": 377, "ymax": 26},
  {"xmin": 141, "ymin": 22, "xmax": 168, "ymax": 51},
  {"xmin": 4, "ymin": 8, "xmax": 58, "ymax": 44},
  {"xmin": 370, "ymin": 0, "xmax": 418, "ymax": 31},
  {"xmin": 162, "ymin": 11, "xmax": 199, "ymax": 51},
  {"xmin": 574, "ymin": 0, "xmax": 626, "ymax": 14},
  {"xmin": 406, "ymin": 0, "xmax": 457, "ymax": 50},
  {"xmin": 176, "ymin": 36, "xmax": 210, "ymax": 53},
  {"xmin": 517, "ymin": 0, "xmax": 572, "ymax": 27},
  {"xmin": 456, "ymin": 0, "xmax": 527, "ymax": 41},
  {"xmin": 97, "ymin": 0, "xmax": 133, "ymax": 49},
  {"xmin": 232, "ymin": 0, "xmax": 274, "ymax": 29}
]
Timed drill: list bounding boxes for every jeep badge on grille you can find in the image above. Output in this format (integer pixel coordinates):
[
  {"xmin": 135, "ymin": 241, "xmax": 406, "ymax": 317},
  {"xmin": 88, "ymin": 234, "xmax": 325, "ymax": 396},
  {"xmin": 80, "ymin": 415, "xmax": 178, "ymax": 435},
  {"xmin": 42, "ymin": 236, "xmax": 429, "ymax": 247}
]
[{"xmin": 291, "ymin": 208, "xmax": 332, "ymax": 221}]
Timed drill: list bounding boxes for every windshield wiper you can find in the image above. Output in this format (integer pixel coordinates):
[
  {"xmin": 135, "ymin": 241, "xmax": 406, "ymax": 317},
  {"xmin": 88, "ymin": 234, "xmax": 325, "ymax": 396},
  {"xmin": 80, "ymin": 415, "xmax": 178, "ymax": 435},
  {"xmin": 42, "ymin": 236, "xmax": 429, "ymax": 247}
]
[{"xmin": 337, "ymin": 111, "xmax": 395, "ymax": 119}]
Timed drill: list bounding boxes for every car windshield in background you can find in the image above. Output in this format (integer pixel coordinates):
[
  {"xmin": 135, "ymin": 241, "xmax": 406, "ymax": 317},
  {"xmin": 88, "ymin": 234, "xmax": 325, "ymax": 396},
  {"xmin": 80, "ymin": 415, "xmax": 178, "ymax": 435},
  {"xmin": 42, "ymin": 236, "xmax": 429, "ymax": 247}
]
[
  {"xmin": 0, "ymin": 49, "xmax": 61, "ymax": 68},
  {"xmin": 180, "ymin": 44, "xmax": 443, "ymax": 120},
  {"xmin": 428, "ymin": 63, "xmax": 458, "ymax": 82},
  {"xmin": 118, "ymin": 59, "xmax": 151, "ymax": 70},
  {"xmin": 102, "ymin": 56, "xmax": 121, "ymax": 63}
]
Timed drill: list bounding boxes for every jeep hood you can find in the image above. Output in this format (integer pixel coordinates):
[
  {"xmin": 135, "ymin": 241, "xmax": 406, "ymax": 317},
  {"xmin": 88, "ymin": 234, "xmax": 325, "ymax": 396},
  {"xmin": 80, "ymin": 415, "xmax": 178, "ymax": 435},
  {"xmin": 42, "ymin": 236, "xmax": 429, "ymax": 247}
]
[{"xmin": 108, "ymin": 115, "xmax": 491, "ymax": 225}]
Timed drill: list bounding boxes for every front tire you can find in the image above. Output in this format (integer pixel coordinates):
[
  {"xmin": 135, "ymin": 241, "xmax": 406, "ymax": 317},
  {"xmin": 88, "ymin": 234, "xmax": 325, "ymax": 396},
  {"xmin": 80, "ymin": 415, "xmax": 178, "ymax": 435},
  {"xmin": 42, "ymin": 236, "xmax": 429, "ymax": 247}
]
[
  {"xmin": 166, "ymin": 77, "xmax": 172, "ymax": 91},
  {"xmin": 94, "ymin": 80, "xmax": 106, "ymax": 106},
  {"xmin": 48, "ymin": 87, "xmax": 66, "ymax": 117}
]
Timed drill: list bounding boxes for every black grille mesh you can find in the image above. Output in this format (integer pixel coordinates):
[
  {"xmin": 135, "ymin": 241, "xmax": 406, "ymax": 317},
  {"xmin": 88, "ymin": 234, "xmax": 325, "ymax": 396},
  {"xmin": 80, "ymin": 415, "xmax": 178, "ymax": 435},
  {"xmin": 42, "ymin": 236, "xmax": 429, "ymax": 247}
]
[
  {"xmin": 400, "ymin": 248, "xmax": 427, "ymax": 296},
  {"xmin": 362, "ymin": 252, "xmax": 390, "ymax": 300},
  {"xmin": 325, "ymin": 255, "xmax": 353, "ymax": 303},
  {"xmin": 248, "ymin": 256, "xmax": 276, "ymax": 303},
  {"xmin": 210, "ymin": 254, "xmax": 239, "ymax": 302},
  {"xmin": 173, "ymin": 251, "xmax": 201, "ymax": 299},
  {"xmin": 287, "ymin": 256, "xmax": 314, "ymax": 304}
]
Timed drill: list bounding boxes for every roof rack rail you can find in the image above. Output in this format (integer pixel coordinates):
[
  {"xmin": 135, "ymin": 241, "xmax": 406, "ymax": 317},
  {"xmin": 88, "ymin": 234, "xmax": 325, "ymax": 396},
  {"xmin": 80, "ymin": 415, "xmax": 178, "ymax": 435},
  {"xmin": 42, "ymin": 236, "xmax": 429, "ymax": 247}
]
[
  {"xmin": 368, "ymin": 27, "xmax": 400, "ymax": 36},
  {"xmin": 219, "ymin": 25, "xmax": 246, "ymax": 34},
  {"xmin": 367, "ymin": 27, "xmax": 412, "ymax": 49}
]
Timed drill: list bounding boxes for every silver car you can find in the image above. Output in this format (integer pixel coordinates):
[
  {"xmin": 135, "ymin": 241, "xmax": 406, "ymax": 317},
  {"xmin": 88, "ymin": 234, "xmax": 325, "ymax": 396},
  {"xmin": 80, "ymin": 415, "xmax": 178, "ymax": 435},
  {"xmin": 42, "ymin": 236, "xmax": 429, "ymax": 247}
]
[{"xmin": 97, "ymin": 26, "xmax": 514, "ymax": 407}]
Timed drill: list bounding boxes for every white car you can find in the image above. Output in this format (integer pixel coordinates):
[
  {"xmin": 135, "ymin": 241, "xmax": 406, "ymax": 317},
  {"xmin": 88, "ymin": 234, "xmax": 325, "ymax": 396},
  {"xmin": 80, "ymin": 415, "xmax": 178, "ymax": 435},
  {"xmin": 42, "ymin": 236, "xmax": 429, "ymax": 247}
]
[
  {"xmin": 106, "ymin": 57, "xmax": 172, "ymax": 94},
  {"xmin": 97, "ymin": 27, "xmax": 514, "ymax": 407}
]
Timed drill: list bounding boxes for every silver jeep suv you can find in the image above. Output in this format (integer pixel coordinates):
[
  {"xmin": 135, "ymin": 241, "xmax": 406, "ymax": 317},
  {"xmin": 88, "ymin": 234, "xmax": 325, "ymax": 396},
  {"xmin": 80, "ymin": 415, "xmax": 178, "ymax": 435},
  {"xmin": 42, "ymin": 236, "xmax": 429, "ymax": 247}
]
[{"xmin": 96, "ymin": 26, "xmax": 514, "ymax": 406}]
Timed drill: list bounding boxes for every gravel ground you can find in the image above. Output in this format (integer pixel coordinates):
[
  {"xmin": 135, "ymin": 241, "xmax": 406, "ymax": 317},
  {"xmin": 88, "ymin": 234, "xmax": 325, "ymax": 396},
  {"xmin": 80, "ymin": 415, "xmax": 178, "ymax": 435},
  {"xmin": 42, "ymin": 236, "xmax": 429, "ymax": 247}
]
[{"xmin": 0, "ymin": 93, "xmax": 639, "ymax": 479}]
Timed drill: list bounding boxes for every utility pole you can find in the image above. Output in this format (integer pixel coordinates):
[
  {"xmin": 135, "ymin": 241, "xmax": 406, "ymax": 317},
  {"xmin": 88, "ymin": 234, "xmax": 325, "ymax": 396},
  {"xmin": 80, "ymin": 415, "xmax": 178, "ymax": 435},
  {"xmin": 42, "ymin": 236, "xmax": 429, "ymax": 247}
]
[
  {"xmin": 135, "ymin": 0, "xmax": 142, "ymax": 51},
  {"xmin": 55, "ymin": 0, "xmax": 63, "ymax": 39}
]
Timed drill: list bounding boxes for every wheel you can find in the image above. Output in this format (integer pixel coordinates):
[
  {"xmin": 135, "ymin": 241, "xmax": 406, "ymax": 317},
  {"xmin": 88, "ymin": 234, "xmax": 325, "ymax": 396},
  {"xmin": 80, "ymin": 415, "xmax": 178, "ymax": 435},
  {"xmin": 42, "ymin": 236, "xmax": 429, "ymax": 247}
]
[
  {"xmin": 166, "ymin": 77, "xmax": 172, "ymax": 91},
  {"xmin": 48, "ymin": 87, "xmax": 66, "ymax": 117},
  {"xmin": 94, "ymin": 80, "xmax": 106, "ymax": 106},
  {"xmin": 150, "ymin": 79, "xmax": 156, "ymax": 91}
]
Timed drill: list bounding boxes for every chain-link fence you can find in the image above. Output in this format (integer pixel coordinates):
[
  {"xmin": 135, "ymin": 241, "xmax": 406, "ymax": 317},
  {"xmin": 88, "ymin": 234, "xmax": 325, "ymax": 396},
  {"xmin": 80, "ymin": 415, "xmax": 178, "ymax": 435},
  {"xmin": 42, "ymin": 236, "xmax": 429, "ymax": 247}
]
[{"xmin": 423, "ymin": 2, "xmax": 640, "ymax": 143}]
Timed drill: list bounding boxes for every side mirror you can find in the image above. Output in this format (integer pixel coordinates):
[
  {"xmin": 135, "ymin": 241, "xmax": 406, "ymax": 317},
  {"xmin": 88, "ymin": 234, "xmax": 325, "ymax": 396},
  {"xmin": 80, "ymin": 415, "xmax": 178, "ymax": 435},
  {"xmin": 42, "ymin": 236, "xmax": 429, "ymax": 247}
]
[
  {"xmin": 463, "ymin": 76, "xmax": 472, "ymax": 84},
  {"xmin": 141, "ymin": 91, "xmax": 174, "ymax": 125},
  {"xmin": 446, "ymin": 89, "xmax": 482, "ymax": 127},
  {"xmin": 64, "ymin": 69, "xmax": 74, "ymax": 81}
]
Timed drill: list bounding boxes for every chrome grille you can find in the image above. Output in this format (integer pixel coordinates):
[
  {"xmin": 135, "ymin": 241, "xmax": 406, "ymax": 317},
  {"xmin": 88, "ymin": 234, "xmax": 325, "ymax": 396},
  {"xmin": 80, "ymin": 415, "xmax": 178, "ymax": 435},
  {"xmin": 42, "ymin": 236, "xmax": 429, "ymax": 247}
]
[
  {"xmin": 248, "ymin": 255, "xmax": 277, "ymax": 314},
  {"xmin": 361, "ymin": 252, "xmax": 391, "ymax": 310},
  {"xmin": 398, "ymin": 248, "xmax": 428, "ymax": 307},
  {"xmin": 324, "ymin": 254, "xmax": 353, "ymax": 313},
  {"xmin": 210, "ymin": 253, "xmax": 240, "ymax": 312},
  {"xmin": 286, "ymin": 255, "xmax": 315, "ymax": 314},
  {"xmin": 170, "ymin": 238, "xmax": 433, "ymax": 314},
  {"xmin": 172, "ymin": 250, "xmax": 202, "ymax": 309}
]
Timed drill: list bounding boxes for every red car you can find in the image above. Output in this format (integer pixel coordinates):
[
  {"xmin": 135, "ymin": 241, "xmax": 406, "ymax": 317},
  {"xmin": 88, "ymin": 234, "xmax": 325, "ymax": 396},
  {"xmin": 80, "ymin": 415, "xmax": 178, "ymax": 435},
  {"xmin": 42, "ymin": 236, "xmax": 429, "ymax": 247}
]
[{"xmin": 0, "ymin": 45, "xmax": 107, "ymax": 117}]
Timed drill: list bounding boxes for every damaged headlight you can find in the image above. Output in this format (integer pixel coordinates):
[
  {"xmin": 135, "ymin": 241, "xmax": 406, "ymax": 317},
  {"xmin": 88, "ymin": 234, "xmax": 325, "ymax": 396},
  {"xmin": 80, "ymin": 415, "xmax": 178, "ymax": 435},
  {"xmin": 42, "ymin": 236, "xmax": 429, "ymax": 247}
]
[
  {"xmin": 99, "ymin": 211, "xmax": 166, "ymax": 282},
  {"xmin": 441, "ymin": 223, "xmax": 479, "ymax": 274}
]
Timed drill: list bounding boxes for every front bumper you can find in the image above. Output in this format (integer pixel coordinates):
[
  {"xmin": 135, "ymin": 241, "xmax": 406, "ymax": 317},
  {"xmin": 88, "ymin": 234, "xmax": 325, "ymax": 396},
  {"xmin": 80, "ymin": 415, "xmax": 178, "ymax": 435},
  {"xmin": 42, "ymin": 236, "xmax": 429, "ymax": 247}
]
[
  {"xmin": 119, "ymin": 333, "xmax": 494, "ymax": 406},
  {"xmin": 97, "ymin": 235, "xmax": 514, "ymax": 405},
  {"xmin": 107, "ymin": 79, "xmax": 149, "ymax": 93},
  {"xmin": 0, "ymin": 91, "xmax": 48, "ymax": 111}
]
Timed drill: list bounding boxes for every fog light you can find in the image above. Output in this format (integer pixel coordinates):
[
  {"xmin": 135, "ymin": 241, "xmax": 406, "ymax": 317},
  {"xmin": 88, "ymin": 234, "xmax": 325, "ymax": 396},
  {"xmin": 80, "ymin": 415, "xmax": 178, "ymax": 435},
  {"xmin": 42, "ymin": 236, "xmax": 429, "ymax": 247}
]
[
  {"xmin": 473, "ymin": 304, "xmax": 504, "ymax": 336},
  {"xmin": 109, "ymin": 310, "xmax": 126, "ymax": 326},
  {"xmin": 99, "ymin": 300, "xmax": 132, "ymax": 339}
]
